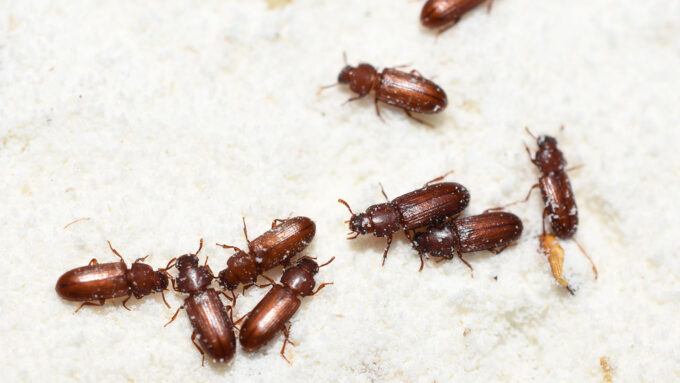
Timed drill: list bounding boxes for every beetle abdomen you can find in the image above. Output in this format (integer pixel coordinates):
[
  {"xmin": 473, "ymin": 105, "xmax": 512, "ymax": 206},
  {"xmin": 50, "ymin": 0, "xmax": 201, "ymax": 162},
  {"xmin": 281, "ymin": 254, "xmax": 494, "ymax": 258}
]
[
  {"xmin": 250, "ymin": 216, "xmax": 316, "ymax": 269},
  {"xmin": 239, "ymin": 285, "xmax": 301, "ymax": 352},
  {"xmin": 55, "ymin": 262, "xmax": 129, "ymax": 301},
  {"xmin": 376, "ymin": 69, "xmax": 447, "ymax": 114},
  {"xmin": 453, "ymin": 212, "xmax": 523, "ymax": 253},
  {"xmin": 394, "ymin": 182, "xmax": 470, "ymax": 230},
  {"xmin": 185, "ymin": 289, "xmax": 236, "ymax": 363},
  {"xmin": 540, "ymin": 173, "xmax": 578, "ymax": 238}
]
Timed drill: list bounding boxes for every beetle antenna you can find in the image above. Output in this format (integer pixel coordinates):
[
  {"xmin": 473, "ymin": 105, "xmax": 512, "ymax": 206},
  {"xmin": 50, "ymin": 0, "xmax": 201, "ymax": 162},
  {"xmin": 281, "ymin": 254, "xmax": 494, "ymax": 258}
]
[
  {"xmin": 337, "ymin": 199, "xmax": 355, "ymax": 215},
  {"xmin": 342, "ymin": 51, "xmax": 348, "ymax": 65},
  {"xmin": 160, "ymin": 290, "xmax": 171, "ymax": 309},
  {"xmin": 524, "ymin": 126, "xmax": 537, "ymax": 140},
  {"xmin": 163, "ymin": 257, "xmax": 177, "ymax": 271},
  {"xmin": 194, "ymin": 238, "xmax": 204, "ymax": 256},
  {"xmin": 319, "ymin": 256, "xmax": 335, "ymax": 268}
]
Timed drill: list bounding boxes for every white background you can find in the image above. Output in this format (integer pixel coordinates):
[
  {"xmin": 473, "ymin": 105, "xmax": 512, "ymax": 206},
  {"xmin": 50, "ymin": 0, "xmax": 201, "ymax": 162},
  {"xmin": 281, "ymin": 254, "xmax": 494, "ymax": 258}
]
[{"xmin": 1, "ymin": 0, "xmax": 679, "ymax": 381}]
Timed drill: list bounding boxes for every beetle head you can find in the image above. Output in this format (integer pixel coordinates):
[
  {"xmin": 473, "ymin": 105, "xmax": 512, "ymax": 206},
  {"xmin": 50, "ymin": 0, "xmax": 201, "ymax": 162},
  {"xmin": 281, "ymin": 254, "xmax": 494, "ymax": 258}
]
[{"xmin": 338, "ymin": 65, "xmax": 352, "ymax": 84}]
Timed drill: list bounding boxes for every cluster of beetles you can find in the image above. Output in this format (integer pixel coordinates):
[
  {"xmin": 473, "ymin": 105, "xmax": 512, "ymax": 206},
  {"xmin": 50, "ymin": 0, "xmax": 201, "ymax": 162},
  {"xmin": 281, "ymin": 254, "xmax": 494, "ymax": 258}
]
[{"xmin": 55, "ymin": 0, "xmax": 598, "ymax": 366}]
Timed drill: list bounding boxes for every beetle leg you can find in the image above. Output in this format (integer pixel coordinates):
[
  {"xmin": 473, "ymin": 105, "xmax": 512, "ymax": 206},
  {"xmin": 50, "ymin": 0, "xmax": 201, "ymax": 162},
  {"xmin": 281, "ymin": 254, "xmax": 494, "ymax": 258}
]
[
  {"xmin": 122, "ymin": 295, "xmax": 133, "ymax": 311},
  {"xmin": 374, "ymin": 99, "xmax": 386, "ymax": 123},
  {"xmin": 485, "ymin": 183, "xmax": 539, "ymax": 213},
  {"xmin": 217, "ymin": 290, "xmax": 234, "ymax": 303},
  {"xmin": 424, "ymin": 170, "xmax": 454, "ymax": 186},
  {"xmin": 133, "ymin": 255, "xmax": 150, "ymax": 264},
  {"xmin": 343, "ymin": 94, "xmax": 366, "ymax": 105},
  {"xmin": 255, "ymin": 274, "xmax": 276, "ymax": 289},
  {"xmin": 310, "ymin": 282, "xmax": 333, "ymax": 296},
  {"xmin": 404, "ymin": 109, "xmax": 433, "ymax": 127},
  {"xmin": 381, "ymin": 236, "xmax": 393, "ymax": 266},
  {"xmin": 457, "ymin": 252, "xmax": 474, "ymax": 278},
  {"xmin": 571, "ymin": 238, "xmax": 598, "ymax": 280},
  {"xmin": 486, "ymin": 0, "xmax": 494, "ymax": 12},
  {"xmin": 87, "ymin": 258, "xmax": 99, "ymax": 266},
  {"xmin": 409, "ymin": 69, "xmax": 424, "ymax": 78},
  {"xmin": 163, "ymin": 304, "xmax": 185, "ymax": 327},
  {"xmin": 233, "ymin": 312, "xmax": 248, "ymax": 327},
  {"xmin": 190, "ymin": 332, "xmax": 206, "ymax": 367},
  {"xmin": 74, "ymin": 299, "xmax": 106, "ymax": 313},
  {"xmin": 488, "ymin": 245, "xmax": 509, "ymax": 255},
  {"xmin": 107, "ymin": 241, "xmax": 126, "ymax": 264},
  {"xmin": 271, "ymin": 218, "xmax": 286, "ymax": 228},
  {"xmin": 280, "ymin": 323, "xmax": 295, "ymax": 364}
]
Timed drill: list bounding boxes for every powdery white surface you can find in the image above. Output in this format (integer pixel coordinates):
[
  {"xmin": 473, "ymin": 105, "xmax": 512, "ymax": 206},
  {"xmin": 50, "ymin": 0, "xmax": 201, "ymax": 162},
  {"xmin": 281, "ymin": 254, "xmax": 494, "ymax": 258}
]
[{"xmin": 1, "ymin": 0, "xmax": 679, "ymax": 382}]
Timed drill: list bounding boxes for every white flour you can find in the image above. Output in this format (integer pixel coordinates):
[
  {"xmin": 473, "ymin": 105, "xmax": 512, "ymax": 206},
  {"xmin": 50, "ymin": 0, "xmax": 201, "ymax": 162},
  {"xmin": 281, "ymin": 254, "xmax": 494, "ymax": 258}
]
[{"xmin": 1, "ymin": 0, "xmax": 679, "ymax": 381}]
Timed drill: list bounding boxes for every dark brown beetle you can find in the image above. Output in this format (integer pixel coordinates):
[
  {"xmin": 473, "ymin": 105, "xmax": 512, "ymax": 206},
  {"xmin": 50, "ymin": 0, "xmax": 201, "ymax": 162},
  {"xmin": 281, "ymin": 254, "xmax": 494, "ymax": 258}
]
[
  {"xmin": 216, "ymin": 216, "xmax": 316, "ymax": 291},
  {"xmin": 55, "ymin": 241, "xmax": 172, "ymax": 311},
  {"xmin": 325, "ymin": 57, "xmax": 447, "ymax": 125},
  {"xmin": 339, "ymin": 175, "xmax": 470, "ymax": 268},
  {"xmin": 412, "ymin": 211, "xmax": 523, "ymax": 272},
  {"xmin": 238, "ymin": 256, "xmax": 334, "ymax": 363},
  {"xmin": 164, "ymin": 239, "xmax": 236, "ymax": 365},
  {"xmin": 421, "ymin": 0, "xmax": 491, "ymax": 33},
  {"xmin": 499, "ymin": 128, "xmax": 597, "ymax": 278}
]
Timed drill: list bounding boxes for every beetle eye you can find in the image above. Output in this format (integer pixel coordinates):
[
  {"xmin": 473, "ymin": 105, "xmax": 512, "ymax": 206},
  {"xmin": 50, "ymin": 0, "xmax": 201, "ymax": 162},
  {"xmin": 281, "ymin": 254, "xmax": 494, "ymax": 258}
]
[{"xmin": 338, "ymin": 66, "xmax": 351, "ymax": 84}]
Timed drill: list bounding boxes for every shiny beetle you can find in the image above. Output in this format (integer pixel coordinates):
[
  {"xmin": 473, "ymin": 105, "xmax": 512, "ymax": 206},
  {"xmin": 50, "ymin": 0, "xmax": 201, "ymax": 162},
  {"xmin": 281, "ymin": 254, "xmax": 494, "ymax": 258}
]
[
  {"xmin": 514, "ymin": 128, "xmax": 598, "ymax": 278},
  {"xmin": 413, "ymin": 211, "xmax": 523, "ymax": 272},
  {"xmin": 333, "ymin": 61, "xmax": 447, "ymax": 125},
  {"xmin": 239, "ymin": 256, "xmax": 334, "ymax": 363},
  {"xmin": 55, "ymin": 241, "xmax": 172, "ymax": 311},
  {"xmin": 420, "ymin": 0, "xmax": 491, "ymax": 32},
  {"xmin": 216, "ymin": 216, "xmax": 316, "ymax": 291},
  {"xmin": 339, "ymin": 176, "xmax": 469, "ymax": 267},
  {"xmin": 540, "ymin": 233, "xmax": 574, "ymax": 294},
  {"xmin": 164, "ymin": 240, "xmax": 236, "ymax": 365}
]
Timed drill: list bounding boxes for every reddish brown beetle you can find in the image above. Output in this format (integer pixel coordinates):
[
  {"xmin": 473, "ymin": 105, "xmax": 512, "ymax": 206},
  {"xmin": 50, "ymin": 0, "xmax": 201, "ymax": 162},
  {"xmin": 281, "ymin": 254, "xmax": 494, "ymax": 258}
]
[
  {"xmin": 421, "ymin": 0, "xmax": 492, "ymax": 33},
  {"xmin": 216, "ymin": 216, "xmax": 316, "ymax": 292},
  {"xmin": 339, "ymin": 175, "xmax": 470, "ymax": 268},
  {"xmin": 323, "ymin": 56, "xmax": 447, "ymax": 125},
  {"xmin": 412, "ymin": 211, "xmax": 523, "ymax": 272},
  {"xmin": 500, "ymin": 127, "xmax": 598, "ymax": 278},
  {"xmin": 238, "ymin": 256, "xmax": 334, "ymax": 363},
  {"xmin": 164, "ymin": 239, "xmax": 236, "ymax": 365},
  {"xmin": 55, "ymin": 241, "xmax": 172, "ymax": 311}
]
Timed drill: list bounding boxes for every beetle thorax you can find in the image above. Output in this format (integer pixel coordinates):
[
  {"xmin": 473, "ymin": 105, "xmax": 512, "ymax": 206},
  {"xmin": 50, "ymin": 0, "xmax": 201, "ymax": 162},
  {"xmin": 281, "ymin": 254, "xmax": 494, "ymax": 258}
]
[
  {"xmin": 281, "ymin": 262, "xmax": 318, "ymax": 297},
  {"xmin": 339, "ymin": 64, "xmax": 379, "ymax": 96},
  {"xmin": 413, "ymin": 224, "xmax": 459, "ymax": 258},
  {"xmin": 535, "ymin": 136, "xmax": 566, "ymax": 174},
  {"xmin": 218, "ymin": 251, "xmax": 257, "ymax": 290},
  {"xmin": 366, "ymin": 203, "xmax": 401, "ymax": 237},
  {"xmin": 176, "ymin": 264, "xmax": 212, "ymax": 294}
]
